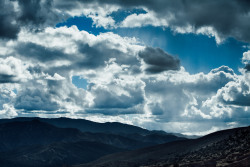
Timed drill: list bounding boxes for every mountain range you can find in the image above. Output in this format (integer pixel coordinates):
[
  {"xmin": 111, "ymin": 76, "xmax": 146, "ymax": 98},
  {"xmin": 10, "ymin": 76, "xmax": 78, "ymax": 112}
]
[
  {"xmin": 0, "ymin": 117, "xmax": 185, "ymax": 167},
  {"xmin": 0, "ymin": 117, "xmax": 249, "ymax": 167}
]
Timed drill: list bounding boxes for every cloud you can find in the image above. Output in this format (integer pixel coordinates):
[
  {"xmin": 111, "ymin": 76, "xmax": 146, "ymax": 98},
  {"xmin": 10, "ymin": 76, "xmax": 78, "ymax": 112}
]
[
  {"xmin": 208, "ymin": 75, "xmax": 250, "ymax": 107},
  {"xmin": 0, "ymin": 87, "xmax": 17, "ymax": 118},
  {"xmin": 1, "ymin": 0, "xmax": 249, "ymax": 44},
  {"xmin": 120, "ymin": 12, "xmax": 168, "ymax": 28},
  {"xmin": 89, "ymin": 75, "xmax": 145, "ymax": 115},
  {"xmin": 15, "ymin": 26, "xmax": 142, "ymax": 74},
  {"xmin": 123, "ymin": 0, "xmax": 250, "ymax": 43},
  {"xmin": 0, "ymin": 0, "xmax": 60, "ymax": 39},
  {"xmin": 0, "ymin": 75, "xmax": 17, "ymax": 84},
  {"xmin": 243, "ymin": 51, "xmax": 250, "ymax": 72},
  {"xmin": 0, "ymin": 1, "xmax": 19, "ymax": 39},
  {"xmin": 139, "ymin": 47, "xmax": 180, "ymax": 74},
  {"xmin": 16, "ymin": 42, "xmax": 70, "ymax": 62},
  {"xmin": 143, "ymin": 65, "xmax": 238, "ymax": 122},
  {"xmin": 0, "ymin": 26, "xmax": 144, "ymax": 116},
  {"xmin": 0, "ymin": 24, "xmax": 249, "ymax": 134},
  {"xmin": 14, "ymin": 76, "xmax": 89, "ymax": 114},
  {"xmin": 243, "ymin": 50, "xmax": 250, "ymax": 62},
  {"xmin": 55, "ymin": 0, "xmax": 250, "ymax": 43},
  {"xmin": 0, "ymin": 57, "xmax": 31, "ymax": 83},
  {"xmin": 14, "ymin": 87, "xmax": 60, "ymax": 111},
  {"xmin": 17, "ymin": 0, "xmax": 59, "ymax": 26}
]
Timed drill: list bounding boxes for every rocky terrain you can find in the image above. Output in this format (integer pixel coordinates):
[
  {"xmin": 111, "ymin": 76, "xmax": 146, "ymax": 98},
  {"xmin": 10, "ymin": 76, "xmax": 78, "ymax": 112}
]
[{"xmin": 76, "ymin": 126, "xmax": 250, "ymax": 167}]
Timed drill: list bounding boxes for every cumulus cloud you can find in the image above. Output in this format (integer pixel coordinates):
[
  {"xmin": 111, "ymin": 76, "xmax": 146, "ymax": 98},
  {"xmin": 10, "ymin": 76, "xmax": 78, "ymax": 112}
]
[
  {"xmin": 0, "ymin": 57, "xmax": 31, "ymax": 83},
  {"xmin": 0, "ymin": 26, "xmax": 144, "ymax": 116},
  {"xmin": 0, "ymin": 86, "xmax": 17, "ymax": 118},
  {"xmin": 88, "ymin": 71, "xmax": 145, "ymax": 115},
  {"xmin": 206, "ymin": 73, "xmax": 250, "ymax": 108},
  {"xmin": 243, "ymin": 50, "xmax": 250, "ymax": 62},
  {"xmin": 120, "ymin": 12, "xmax": 168, "ymax": 28},
  {"xmin": 14, "ymin": 87, "xmax": 60, "ymax": 111},
  {"xmin": 143, "ymin": 66, "xmax": 237, "ymax": 122}
]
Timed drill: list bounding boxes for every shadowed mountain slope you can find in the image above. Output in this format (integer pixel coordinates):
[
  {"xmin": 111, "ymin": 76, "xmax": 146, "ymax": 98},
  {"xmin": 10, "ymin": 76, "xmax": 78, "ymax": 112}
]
[
  {"xmin": 0, "ymin": 141, "xmax": 123, "ymax": 167},
  {"xmin": 0, "ymin": 119, "xmax": 186, "ymax": 167},
  {"xmin": 0, "ymin": 120, "xmax": 83, "ymax": 151},
  {"xmin": 76, "ymin": 126, "xmax": 250, "ymax": 167},
  {"xmin": 0, "ymin": 117, "xmax": 186, "ymax": 146}
]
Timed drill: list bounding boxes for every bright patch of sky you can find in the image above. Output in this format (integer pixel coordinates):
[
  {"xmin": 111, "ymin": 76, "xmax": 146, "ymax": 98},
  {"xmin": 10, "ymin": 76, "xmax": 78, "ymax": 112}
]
[
  {"xmin": 72, "ymin": 76, "xmax": 88, "ymax": 90},
  {"xmin": 56, "ymin": 16, "xmax": 107, "ymax": 35},
  {"xmin": 109, "ymin": 8, "xmax": 147, "ymax": 24}
]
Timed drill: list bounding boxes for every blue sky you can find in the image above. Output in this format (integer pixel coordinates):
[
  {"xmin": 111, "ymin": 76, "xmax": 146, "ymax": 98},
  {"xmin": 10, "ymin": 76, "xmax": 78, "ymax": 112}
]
[
  {"xmin": 57, "ymin": 15, "xmax": 248, "ymax": 75},
  {"xmin": 0, "ymin": 0, "xmax": 250, "ymax": 135}
]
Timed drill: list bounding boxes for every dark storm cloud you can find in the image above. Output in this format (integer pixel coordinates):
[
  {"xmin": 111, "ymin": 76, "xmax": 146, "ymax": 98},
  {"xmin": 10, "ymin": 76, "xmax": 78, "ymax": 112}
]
[
  {"xmin": 16, "ymin": 42, "xmax": 69, "ymax": 62},
  {"xmin": 17, "ymin": 0, "xmax": 58, "ymax": 25},
  {"xmin": 0, "ymin": 1, "xmax": 19, "ymax": 39},
  {"xmin": 139, "ymin": 47, "xmax": 180, "ymax": 74},
  {"xmin": 244, "ymin": 64, "xmax": 250, "ymax": 72},
  {"xmin": 0, "ymin": 0, "xmax": 59, "ymax": 39},
  {"xmin": 2, "ymin": 0, "xmax": 250, "ymax": 43},
  {"xmin": 76, "ymin": 44, "xmax": 108, "ymax": 69},
  {"xmin": 0, "ymin": 74, "xmax": 18, "ymax": 84},
  {"xmin": 77, "ymin": 43, "xmax": 139, "ymax": 69}
]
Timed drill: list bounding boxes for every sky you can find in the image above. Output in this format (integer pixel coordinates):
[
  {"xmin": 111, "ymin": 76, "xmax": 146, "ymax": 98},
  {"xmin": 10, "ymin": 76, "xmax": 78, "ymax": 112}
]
[{"xmin": 0, "ymin": 0, "xmax": 250, "ymax": 135}]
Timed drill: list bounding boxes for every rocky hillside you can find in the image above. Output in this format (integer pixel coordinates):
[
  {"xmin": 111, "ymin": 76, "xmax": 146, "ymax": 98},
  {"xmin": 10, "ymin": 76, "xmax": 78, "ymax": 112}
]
[{"xmin": 77, "ymin": 126, "xmax": 250, "ymax": 167}]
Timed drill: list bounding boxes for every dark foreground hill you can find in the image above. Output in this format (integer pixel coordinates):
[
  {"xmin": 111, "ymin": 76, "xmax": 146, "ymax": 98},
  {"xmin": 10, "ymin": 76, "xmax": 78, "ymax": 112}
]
[
  {"xmin": 76, "ymin": 126, "xmax": 250, "ymax": 167},
  {"xmin": 0, "ymin": 141, "xmax": 122, "ymax": 167},
  {"xmin": 0, "ymin": 119, "xmax": 185, "ymax": 167},
  {"xmin": 0, "ymin": 120, "xmax": 124, "ymax": 167}
]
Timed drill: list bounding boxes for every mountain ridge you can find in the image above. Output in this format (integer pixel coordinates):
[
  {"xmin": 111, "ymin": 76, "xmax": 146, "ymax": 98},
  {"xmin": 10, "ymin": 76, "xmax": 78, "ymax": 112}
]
[{"xmin": 0, "ymin": 117, "xmax": 194, "ymax": 138}]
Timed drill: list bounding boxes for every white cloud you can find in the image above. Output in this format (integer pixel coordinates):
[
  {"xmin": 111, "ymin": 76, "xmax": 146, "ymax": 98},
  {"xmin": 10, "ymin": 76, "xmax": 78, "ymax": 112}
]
[
  {"xmin": 243, "ymin": 50, "xmax": 250, "ymax": 63},
  {"xmin": 0, "ymin": 56, "xmax": 31, "ymax": 83},
  {"xmin": 120, "ymin": 12, "xmax": 169, "ymax": 28},
  {"xmin": 45, "ymin": 73, "xmax": 65, "ymax": 80}
]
